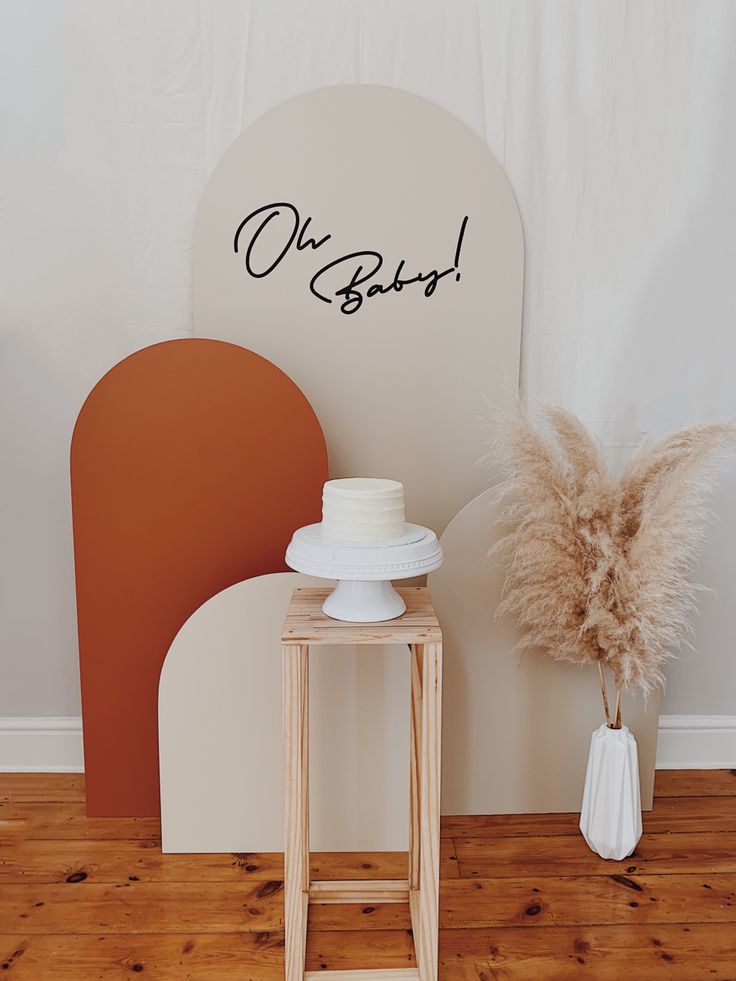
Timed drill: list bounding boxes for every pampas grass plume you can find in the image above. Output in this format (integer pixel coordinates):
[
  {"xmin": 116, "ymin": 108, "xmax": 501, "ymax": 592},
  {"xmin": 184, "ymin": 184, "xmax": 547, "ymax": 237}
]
[{"xmin": 490, "ymin": 405, "xmax": 736, "ymax": 708}]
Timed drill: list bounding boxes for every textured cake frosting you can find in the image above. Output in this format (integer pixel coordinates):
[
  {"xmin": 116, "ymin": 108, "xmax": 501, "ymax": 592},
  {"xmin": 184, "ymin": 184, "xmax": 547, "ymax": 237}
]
[{"xmin": 321, "ymin": 478, "xmax": 406, "ymax": 543}]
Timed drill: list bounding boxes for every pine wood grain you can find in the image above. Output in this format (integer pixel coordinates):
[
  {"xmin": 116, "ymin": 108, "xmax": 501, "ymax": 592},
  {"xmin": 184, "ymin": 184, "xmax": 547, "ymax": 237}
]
[
  {"xmin": 3, "ymin": 925, "xmax": 736, "ymax": 980},
  {"xmin": 282, "ymin": 587, "xmax": 442, "ymax": 645},
  {"xmin": 439, "ymin": 873, "xmax": 736, "ymax": 929},
  {"xmin": 436, "ymin": 924, "xmax": 736, "ymax": 980},
  {"xmin": 3, "ymin": 770, "xmax": 736, "ymax": 979},
  {"xmin": 441, "ymin": 795, "xmax": 736, "ymax": 838},
  {"xmin": 0, "ymin": 930, "xmax": 415, "ymax": 979},
  {"xmin": 309, "ymin": 903, "xmax": 412, "ymax": 932},
  {"xmin": 282, "ymin": 642, "xmax": 309, "ymax": 981},
  {"xmin": 308, "ymin": 930, "xmax": 415, "ymax": 974},
  {"xmin": 654, "ymin": 768, "xmax": 736, "ymax": 798},
  {"xmin": 0, "ymin": 880, "xmax": 288, "ymax": 934},
  {"xmin": 455, "ymin": 830, "xmax": 736, "ymax": 878},
  {"xmin": 306, "ymin": 873, "xmax": 736, "ymax": 932},
  {"xmin": 0, "ymin": 774, "xmax": 85, "ymax": 803},
  {"xmin": 0, "ymin": 842, "xmax": 434, "ymax": 885},
  {"xmin": 0, "ymin": 801, "xmax": 160, "ymax": 840},
  {"xmin": 309, "ymin": 880, "xmax": 409, "ymax": 904},
  {"xmin": 281, "ymin": 589, "xmax": 444, "ymax": 979},
  {"xmin": 0, "ymin": 932, "xmax": 286, "ymax": 979},
  {"xmin": 410, "ymin": 641, "xmax": 442, "ymax": 981}
]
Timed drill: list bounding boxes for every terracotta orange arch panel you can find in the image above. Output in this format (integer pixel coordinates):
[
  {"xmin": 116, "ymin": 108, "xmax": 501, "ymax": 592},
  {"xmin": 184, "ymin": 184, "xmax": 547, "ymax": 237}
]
[{"xmin": 71, "ymin": 339, "xmax": 328, "ymax": 816}]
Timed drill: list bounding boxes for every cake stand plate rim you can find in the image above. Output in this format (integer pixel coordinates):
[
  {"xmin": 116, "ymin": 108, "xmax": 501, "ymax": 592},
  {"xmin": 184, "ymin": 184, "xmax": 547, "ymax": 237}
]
[{"xmin": 285, "ymin": 523, "xmax": 444, "ymax": 581}]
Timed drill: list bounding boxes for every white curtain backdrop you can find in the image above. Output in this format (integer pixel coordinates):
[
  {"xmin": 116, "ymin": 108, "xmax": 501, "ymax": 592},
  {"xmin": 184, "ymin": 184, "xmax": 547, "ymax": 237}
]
[{"xmin": 1, "ymin": 0, "xmax": 734, "ymax": 716}]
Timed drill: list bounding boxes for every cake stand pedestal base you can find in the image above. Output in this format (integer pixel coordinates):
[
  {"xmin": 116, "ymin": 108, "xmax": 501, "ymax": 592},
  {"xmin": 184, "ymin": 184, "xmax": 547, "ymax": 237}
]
[{"xmin": 322, "ymin": 579, "xmax": 406, "ymax": 622}]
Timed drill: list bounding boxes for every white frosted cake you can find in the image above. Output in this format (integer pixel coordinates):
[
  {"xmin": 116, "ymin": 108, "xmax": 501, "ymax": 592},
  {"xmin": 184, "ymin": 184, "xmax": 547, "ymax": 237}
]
[{"xmin": 321, "ymin": 478, "xmax": 406, "ymax": 543}]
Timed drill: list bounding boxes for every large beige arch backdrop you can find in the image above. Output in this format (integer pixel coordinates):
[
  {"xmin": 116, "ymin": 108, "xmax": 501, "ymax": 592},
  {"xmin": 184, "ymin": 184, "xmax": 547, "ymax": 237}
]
[{"xmin": 193, "ymin": 84, "xmax": 523, "ymax": 533}]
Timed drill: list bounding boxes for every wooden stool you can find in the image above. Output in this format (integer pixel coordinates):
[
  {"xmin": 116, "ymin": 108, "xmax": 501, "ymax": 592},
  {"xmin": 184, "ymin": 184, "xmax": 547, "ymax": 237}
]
[{"xmin": 281, "ymin": 586, "xmax": 443, "ymax": 981}]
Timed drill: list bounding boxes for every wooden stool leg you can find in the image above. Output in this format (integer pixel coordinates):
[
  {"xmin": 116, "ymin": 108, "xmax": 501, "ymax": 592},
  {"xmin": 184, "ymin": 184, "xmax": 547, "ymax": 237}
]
[
  {"xmin": 409, "ymin": 641, "xmax": 442, "ymax": 981},
  {"xmin": 283, "ymin": 643, "xmax": 309, "ymax": 981}
]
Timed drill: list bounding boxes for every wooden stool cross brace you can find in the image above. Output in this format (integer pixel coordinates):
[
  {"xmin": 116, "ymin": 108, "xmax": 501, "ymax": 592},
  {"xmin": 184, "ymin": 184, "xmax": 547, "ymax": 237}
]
[{"xmin": 281, "ymin": 586, "xmax": 443, "ymax": 981}]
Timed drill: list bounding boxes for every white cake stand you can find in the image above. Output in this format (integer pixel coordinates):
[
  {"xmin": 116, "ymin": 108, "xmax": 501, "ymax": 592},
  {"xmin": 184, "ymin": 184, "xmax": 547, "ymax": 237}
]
[{"xmin": 285, "ymin": 523, "xmax": 443, "ymax": 622}]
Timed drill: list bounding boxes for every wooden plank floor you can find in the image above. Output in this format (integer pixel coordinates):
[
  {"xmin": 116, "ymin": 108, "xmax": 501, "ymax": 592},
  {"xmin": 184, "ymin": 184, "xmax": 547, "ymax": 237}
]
[{"xmin": 1, "ymin": 771, "xmax": 735, "ymax": 979}]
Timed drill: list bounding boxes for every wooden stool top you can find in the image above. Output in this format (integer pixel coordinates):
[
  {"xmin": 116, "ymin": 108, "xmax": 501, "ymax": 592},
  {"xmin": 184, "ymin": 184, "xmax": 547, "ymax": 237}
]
[{"xmin": 281, "ymin": 586, "xmax": 441, "ymax": 645}]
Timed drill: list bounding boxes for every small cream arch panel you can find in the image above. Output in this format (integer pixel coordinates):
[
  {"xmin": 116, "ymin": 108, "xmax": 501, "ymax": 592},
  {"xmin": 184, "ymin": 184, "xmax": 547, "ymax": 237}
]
[
  {"xmin": 158, "ymin": 573, "xmax": 409, "ymax": 853},
  {"xmin": 193, "ymin": 84, "xmax": 523, "ymax": 534}
]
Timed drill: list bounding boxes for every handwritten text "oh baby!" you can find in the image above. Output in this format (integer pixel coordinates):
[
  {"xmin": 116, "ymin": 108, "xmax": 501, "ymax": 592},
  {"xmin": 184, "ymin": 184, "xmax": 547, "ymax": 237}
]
[{"xmin": 233, "ymin": 202, "xmax": 469, "ymax": 316}]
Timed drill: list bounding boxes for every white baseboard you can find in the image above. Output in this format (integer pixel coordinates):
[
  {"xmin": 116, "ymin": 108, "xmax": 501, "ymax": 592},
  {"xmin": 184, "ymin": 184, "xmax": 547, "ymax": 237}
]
[
  {"xmin": 1, "ymin": 714, "xmax": 733, "ymax": 773},
  {"xmin": 656, "ymin": 714, "xmax": 736, "ymax": 769},
  {"xmin": 0, "ymin": 717, "xmax": 84, "ymax": 772}
]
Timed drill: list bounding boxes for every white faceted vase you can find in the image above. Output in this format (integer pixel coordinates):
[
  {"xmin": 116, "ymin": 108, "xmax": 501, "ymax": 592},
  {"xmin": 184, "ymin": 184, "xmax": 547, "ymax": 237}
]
[{"xmin": 580, "ymin": 724, "xmax": 642, "ymax": 861}]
